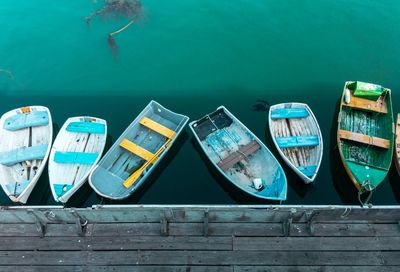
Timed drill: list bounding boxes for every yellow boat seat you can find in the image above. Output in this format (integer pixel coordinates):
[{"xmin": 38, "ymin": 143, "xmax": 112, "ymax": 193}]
[
  {"xmin": 119, "ymin": 139, "xmax": 156, "ymax": 162},
  {"xmin": 140, "ymin": 117, "xmax": 176, "ymax": 139}
]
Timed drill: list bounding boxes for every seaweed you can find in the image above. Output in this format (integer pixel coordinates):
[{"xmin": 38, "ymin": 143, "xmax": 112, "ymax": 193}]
[{"xmin": 84, "ymin": 0, "xmax": 143, "ymax": 55}]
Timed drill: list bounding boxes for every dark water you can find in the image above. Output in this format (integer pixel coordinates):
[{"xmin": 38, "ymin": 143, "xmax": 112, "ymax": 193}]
[{"xmin": 1, "ymin": 0, "xmax": 400, "ymax": 206}]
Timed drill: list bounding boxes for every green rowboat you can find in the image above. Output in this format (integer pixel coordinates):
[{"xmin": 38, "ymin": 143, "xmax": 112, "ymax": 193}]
[{"xmin": 337, "ymin": 81, "xmax": 394, "ymax": 204}]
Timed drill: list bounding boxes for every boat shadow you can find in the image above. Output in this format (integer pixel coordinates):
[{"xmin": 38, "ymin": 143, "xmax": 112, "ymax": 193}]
[
  {"xmin": 329, "ymin": 99, "xmax": 359, "ymax": 205},
  {"xmin": 190, "ymin": 137, "xmax": 283, "ymax": 205},
  {"xmin": 387, "ymin": 162, "xmax": 400, "ymax": 203}
]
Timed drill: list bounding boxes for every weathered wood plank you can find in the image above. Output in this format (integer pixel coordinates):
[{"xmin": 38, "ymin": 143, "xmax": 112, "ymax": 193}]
[
  {"xmin": 0, "ymin": 237, "xmax": 88, "ymax": 250},
  {"xmin": 0, "ymin": 266, "xmax": 232, "ymax": 272},
  {"xmin": 234, "ymin": 237, "xmax": 400, "ymax": 251},
  {"xmin": 90, "ymin": 236, "xmax": 232, "ymax": 250},
  {"xmin": 290, "ymin": 223, "xmax": 400, "ymax": 237},
  {"xmin": 0, "ymin": 267, "xmax": 84, "ymax": 272},
  {"xmin": 2, "ymin": 207, "xmax": 400, "ymax": 224},
  {"xmin": 234, "ymin": 266, "xmax": 400, "ymax": 272},
  {"xmin": 7, "ymin": 251, "xmax": 395, "ymax": 265},
  {"xmin": 1, "ymin": 251, "xmax": 398, "ymax": 266},
  {"xmin": 0, "ymin": 224, "xmax": 94, "ymax": 237},
  {"xmin": 1, "ymin": 222, "xmax": 399, "ymax": 237}
]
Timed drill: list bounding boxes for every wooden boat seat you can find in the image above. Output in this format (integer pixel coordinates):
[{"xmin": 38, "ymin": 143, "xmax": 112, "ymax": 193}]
[
  {"xmin": 338, "ymin": 129, "xmax": 390, "ymax": 149},
  {"xmin": 66, "ymin": 122, "xmax": 105, "ymax": 134},
  {"xmin": 54, "ymin": 151, "xmax": 98, "ymax": 165},
  {"xmin": 140, "ymin": 117, "xmax": 176, "ymax": 139},
  {"xmin": 217, "ymin": 140, "xmax": 261, "ymax": 171},
  {"xmin": 0, "ymin": 144, "xmax": 49, "ymax": 166},
  {"xmin": 342, "ymin": 89, "xmax": 387, "ymax": 114},
  {"xmin": 3, "ymin": 111, "xmax": 49, "ymax": 131},
  {"xmin": 119, "ymin": 138, "xmax": 156, "ymax": 162},
  {"xmin": 270, "ymin": 108, "xmax": 309, "ymax": 119},
  {"xmin": 276, "ymin": 135, "xmax": 319, "ymax": 149}
]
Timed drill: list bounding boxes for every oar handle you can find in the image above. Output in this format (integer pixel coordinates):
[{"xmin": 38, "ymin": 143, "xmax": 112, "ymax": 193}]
[{"xmin": 123, "ymin": 139, "xmax": 172, "ymax": 188}]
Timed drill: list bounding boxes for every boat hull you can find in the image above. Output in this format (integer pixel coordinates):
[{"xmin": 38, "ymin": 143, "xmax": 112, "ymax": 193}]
[
  {"xmin": 395, "ymin": 114, "xmax": 400, "ymax": 176},
  {"xmin": 48, "ymin": 117, "xmax": 107, "ymax": 203},
  {"xmin": 268, "ymin": 103, "xmax": 323, "ymax": 184},
  {"xmin": 0, "ymin": 106, "xmax": 53, "ymax": 204},
  {"xmin": 190, "ymin": 106, "xmax": 287, "ymax": 201},
  {"xmin": 89, "ymin": 100, "xmax": 189, "ymax": 200},
  {"xmin": 337, "ymin": 81, "xmax": 394, "ymax": 192}
]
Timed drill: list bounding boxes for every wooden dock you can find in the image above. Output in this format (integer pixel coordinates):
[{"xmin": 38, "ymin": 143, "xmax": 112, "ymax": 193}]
[{"xmin": 1, "ymin": 205, "xmax": 400, "ymax": 271}]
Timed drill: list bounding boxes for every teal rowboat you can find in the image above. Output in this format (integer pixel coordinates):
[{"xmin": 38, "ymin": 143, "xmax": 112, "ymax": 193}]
[
  {"xmin": 89, "ymin": 101, "xmax": 189, "ymax": 200},
  {"xmin": 190, "ymin": 106, "xmax": 287, "ymax": 201},
  {"xmin": 337, "ymin": 81, "xmax": 394, "ymax": 204}
]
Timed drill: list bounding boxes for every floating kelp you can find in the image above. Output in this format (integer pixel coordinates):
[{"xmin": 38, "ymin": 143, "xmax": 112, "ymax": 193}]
[{"xmin": 85, "ymin": 0, "xmax": 143, "ymax": 54}]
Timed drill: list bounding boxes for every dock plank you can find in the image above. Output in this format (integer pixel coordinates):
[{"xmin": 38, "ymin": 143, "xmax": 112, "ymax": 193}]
[
  {"xmin": 0, "ymin": 251, "xmax": 395, "ymax": 266},
  {"xmin": 1, "ymin": 206, "xmax": 400, "ymax": 270},
  {"xmin": 0, "ymin": 266, "xmax": 233, "ymax": 272},
  {"xmin": 234, "ymin": 237, "xmax": 400, "ymax": 251},
  {"xmin": 2, "ymin": 207, "xmax": 400, "ymax": 224},
  {"xmin": 234, "ymin": 266, "xmax": 400, "ymax": 272},
  {"xmin": 1, "ymin": 222, "xmax": 400, "ymax": 237}
]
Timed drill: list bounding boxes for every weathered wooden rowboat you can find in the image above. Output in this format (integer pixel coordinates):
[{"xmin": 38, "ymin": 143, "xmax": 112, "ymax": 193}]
[
  {"xmin": 337, "ymin": 81, "xmax": 394, "ymax": 204},
  {"xmin": 268, "ymin": 103, "xmax": 323, "ymax": 184},
  {"xmin": 395, "ymin": 114, "xmax": 400, "ymax": 176},
  {"xmin": 0, "ymin": 106, "xmax": 53, "ymax": 203},
  {"xmin": 48, "ymin": 117, "xmax": 107, "ymax": 203},
  {"xmin": 190, "ymin": 106, "xmax": 287, "ymax": 201},
  {"xmin": 89, "ymin": 101, "xmax": 189, "ymax": 200}
]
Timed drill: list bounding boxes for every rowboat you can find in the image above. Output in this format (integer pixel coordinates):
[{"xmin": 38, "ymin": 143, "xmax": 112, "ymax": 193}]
[
  {"xmin": 48, "ymin": 117, "xmax": 107, "ymax": 203},
  {"xmin": 89, "ymin": 101, "xmax": 189, "ymax": 200},
  {"xmin": 190, "ymin": 106, "xmax": 287, "ymax": 201},
  {"xmin": 0, "ymin": 106, "xmax": 53, "ymax": 203},
  {"xmin": 268, "ymin": 103, "xmax": 323, "ymax": 183},
  {"xmin": 337, "ymin": 81, "xmax": 394, "ymax": 204},
  {"xmin": 395, "ymin": 114, "xmax": 400, "ymax": 175}
]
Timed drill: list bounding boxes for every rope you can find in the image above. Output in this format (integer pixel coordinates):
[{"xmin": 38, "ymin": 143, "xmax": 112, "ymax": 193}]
[{"xmin": 357, "ymin": 180, "xmax": 374, "ymax": 206}]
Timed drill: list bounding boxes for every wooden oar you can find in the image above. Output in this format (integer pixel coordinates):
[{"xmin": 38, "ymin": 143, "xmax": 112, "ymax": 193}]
[{"xmin": 123, "ymin": 138, "xmax": 173, "ymax": 188}]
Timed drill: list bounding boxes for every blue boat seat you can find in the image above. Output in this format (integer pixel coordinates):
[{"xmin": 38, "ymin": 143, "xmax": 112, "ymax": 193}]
[
  {"xmin": 53, "ymin": 184, "xmax": 73, "ymax": 197},
  {"xmin": 5, "ymin": 180, "xmax": 30, "ymax": 196},
  {"xmin": 0, "ymin": 144, "xmax": 48, "ymax": 166},
  {"xmin": 271, "ymin": 108, "xmax": 309, "ymax": 119},
  {"xmin": 54, "ymin": 151, "xmax": 98, "ymax": 165},
  {"xmin": 276, "ymin": 135, "xmax": 319, "ymax": 148},
  {"xmin": 66, "ymin": 122, "xmax": 105, "ymax": 134},
  {"xmin": 4, "ymin": 111, "xmax": 49, "ymax": 131},
  {"xmin": 297, "ymin": 165, "xmax": 317, "ymax": 177}
]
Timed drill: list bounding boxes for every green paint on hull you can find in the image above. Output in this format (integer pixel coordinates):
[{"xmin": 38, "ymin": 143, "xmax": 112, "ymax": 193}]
[{"xmin": 339, "ymin": 82, "xmax": 394, "ymax": 190}]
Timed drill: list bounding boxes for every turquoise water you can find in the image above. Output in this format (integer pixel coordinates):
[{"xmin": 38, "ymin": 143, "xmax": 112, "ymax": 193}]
[{"xmin": 1, "ymin": 0, "xmax": 400, "ymax": 206}]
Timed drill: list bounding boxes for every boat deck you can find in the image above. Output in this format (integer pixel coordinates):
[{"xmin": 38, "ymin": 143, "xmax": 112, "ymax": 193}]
[{"xmin": 1, "ymin": 205, "xmax": 400, "ymax": 271}]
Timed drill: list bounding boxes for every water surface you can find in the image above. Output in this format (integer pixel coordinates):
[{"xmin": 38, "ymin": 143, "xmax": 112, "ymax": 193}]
[{"xmin": 1, "ymin": 0, "xmax": 399, "ymax": 206}]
